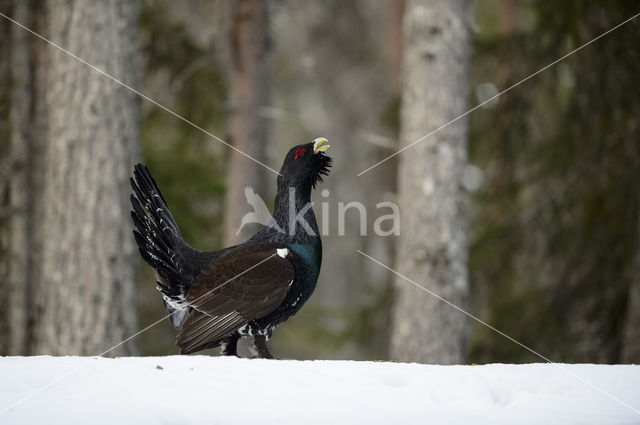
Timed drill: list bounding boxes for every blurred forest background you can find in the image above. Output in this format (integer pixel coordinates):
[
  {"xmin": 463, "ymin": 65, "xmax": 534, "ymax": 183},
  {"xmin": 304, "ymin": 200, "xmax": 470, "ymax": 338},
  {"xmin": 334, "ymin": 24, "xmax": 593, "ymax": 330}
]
[{"xmin": 0, "ymin": 0, "xmax": 639, "ymax": 364}]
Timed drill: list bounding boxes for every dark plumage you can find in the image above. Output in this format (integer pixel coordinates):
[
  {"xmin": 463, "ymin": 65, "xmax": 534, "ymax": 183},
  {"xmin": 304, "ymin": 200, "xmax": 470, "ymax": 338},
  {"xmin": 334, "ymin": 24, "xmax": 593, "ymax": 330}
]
[{"xmin": 130, "ymin": 138, "xmax": 331, "ymax": 358}]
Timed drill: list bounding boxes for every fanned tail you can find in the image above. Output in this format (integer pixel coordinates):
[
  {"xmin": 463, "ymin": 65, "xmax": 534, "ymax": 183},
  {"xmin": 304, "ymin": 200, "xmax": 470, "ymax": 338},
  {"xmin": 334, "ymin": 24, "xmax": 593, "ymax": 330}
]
[{"xmin": 130, "ymin": 164, "xmax": 198, "ymax": 327}]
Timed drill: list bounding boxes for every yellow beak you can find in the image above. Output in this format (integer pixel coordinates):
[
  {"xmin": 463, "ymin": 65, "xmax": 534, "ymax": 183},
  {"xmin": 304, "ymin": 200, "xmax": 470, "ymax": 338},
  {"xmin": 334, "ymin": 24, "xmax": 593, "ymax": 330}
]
[{"xmin": 313, "ymin": 137, "xmax": 330, "ymax": 154}]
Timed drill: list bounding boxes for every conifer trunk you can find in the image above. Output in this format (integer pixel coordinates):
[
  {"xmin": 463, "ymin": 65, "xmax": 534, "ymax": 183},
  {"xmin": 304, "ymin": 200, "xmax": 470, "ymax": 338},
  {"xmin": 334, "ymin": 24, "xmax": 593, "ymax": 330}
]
[
  {"xmin": 622, "ymin": 218, "xmax": 640, "ymax": 363},
  {"xmin": 21, "ymin": 0, "xmax": 141, "ymax": 355},
  {"xmin": 0, "ymin": 0, "xmax": 13, "ymax": 354},
  {"xmin": 6, "ymin": 0, "xmax": 36, "ymax": 355},
  {"xmin": 390, "ymin": 0, "xmax": 471, "ymax": 364},
  {"xmin": 223, "ymin": 0, "xmax": 271, "ymax": 245}
]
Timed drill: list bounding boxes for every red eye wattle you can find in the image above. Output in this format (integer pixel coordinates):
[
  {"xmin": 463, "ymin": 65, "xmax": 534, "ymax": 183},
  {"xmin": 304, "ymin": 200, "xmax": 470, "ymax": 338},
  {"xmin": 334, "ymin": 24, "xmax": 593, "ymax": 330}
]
[{"xmin": 294, "ymin": 148, "xmax": 306, "ymax": 159}]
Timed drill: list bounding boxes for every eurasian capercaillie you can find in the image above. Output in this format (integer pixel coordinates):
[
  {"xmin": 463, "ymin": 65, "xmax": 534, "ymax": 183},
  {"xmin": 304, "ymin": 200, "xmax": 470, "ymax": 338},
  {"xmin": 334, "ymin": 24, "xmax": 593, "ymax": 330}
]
[{"xmin": 130, "ymin": 138, "xmax": 331, "ymax": 358}]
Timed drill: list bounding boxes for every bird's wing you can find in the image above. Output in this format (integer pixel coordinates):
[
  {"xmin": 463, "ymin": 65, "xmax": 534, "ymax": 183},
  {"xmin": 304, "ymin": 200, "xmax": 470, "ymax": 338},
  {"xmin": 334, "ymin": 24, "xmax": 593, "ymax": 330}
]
[{"xmin": 176, "ymin": 242, "xmax": 295, "ymax": 354}]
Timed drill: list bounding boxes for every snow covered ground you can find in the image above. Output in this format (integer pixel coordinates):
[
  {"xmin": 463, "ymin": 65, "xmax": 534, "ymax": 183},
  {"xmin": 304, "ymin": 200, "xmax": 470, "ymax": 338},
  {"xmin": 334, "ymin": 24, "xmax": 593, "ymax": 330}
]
[{"xmin": 1, "ymin": 356, "xmax": 639, "ymax": 425}]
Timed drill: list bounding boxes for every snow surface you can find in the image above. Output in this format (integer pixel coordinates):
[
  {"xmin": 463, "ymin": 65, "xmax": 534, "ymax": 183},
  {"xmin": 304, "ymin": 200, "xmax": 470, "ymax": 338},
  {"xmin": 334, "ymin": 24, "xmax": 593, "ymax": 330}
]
[{"xmin": 1, "ymin": 356, "xmax": 639, "ymax": 425}]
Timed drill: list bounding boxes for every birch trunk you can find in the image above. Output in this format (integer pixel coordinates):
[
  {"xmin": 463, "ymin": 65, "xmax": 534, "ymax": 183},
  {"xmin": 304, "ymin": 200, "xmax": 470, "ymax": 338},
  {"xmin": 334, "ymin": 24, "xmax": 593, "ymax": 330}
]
[
  {"xmin": 28, "ymin": 0, "xmax": 141, "ymax": 355},
  {"xmin": 391, "ymin": 0, "xmax": 470, "ymax": 364}
]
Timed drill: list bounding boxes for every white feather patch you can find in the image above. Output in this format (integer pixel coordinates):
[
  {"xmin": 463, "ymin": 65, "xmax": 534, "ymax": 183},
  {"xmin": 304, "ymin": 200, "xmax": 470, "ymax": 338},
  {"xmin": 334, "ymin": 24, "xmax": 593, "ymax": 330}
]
[
  {"xmin": 276, "ymin": 248, "xmax": 289, "ymax": 258},
  {"xmin": 163, "ymin": 294, "xmax": 187, "ymax": 310}
]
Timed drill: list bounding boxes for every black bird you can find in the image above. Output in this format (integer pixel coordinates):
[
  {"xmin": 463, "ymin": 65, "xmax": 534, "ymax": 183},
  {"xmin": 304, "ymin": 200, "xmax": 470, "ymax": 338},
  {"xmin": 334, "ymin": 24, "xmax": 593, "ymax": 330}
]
[{"xmin": 130, "ymin": 137, "xmax": 331, "ymax": 358}]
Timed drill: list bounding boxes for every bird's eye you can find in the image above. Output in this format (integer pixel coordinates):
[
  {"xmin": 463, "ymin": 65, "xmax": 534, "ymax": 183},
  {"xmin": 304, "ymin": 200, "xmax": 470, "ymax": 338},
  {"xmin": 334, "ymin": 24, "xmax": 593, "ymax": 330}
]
[{"xmin": 294, "ymin": 148, "xmax": 306, "ymax": 160}]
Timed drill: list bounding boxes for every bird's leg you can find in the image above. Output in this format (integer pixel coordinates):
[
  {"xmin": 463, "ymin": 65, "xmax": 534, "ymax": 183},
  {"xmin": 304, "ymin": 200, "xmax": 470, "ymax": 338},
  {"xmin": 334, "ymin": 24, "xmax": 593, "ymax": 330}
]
[
  {"xmin": 220, "ymin": 333, "xmax": 240, "ymax": 356},
  {"xmin": 249, "ymin": 334, "xmax": 274, "ymax": 359}
]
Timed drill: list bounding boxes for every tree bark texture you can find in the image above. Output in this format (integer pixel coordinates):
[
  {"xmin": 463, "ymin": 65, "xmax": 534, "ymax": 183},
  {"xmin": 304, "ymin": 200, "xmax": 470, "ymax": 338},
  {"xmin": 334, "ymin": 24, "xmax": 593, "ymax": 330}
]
[
  {"xmin": 25, "ymin": 0, "xmax": 141, "ymax": 355},
  {"xmin": 623, "ymin": 276, "xmax": 640, "ymax": 363},
  {"xmin": 0, "ymin": 0, "xmax": 13, "ymax": 354},
  {"xmin": 391, "ymin": 0, "xmax": 470, "ymax": 364},
  {"xmin": 223, "ymin": 0, "xmax": 271, "ymax": 245},
  {"xmin": 6, "ymin": 0, "xmax": 37, "ymax": 355},
  {"xmin": 622, "ymin": 217, "xmax": 640, "ymax": 363}
]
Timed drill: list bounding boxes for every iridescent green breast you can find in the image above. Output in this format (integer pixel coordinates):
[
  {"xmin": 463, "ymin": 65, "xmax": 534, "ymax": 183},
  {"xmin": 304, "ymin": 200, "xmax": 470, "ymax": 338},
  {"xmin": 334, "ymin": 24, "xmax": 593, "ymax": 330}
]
[{"xmin": 287, "ymin": 240, "xmax": 322, "ymax": 276}]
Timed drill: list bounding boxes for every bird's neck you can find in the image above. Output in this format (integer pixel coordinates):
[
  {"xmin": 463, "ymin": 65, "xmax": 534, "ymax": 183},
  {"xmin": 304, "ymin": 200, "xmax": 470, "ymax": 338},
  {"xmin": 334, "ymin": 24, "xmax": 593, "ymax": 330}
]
[{"xmin": 271, "ymin": 183, "xmax": 319, "ymax": 243}]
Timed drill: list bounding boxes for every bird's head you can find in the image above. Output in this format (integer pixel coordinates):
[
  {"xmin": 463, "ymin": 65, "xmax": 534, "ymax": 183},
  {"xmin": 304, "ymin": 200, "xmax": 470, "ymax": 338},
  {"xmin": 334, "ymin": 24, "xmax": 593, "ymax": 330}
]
[{"xmin": 278, "ymin": 137, "xmax": 332, "ymax": 190}]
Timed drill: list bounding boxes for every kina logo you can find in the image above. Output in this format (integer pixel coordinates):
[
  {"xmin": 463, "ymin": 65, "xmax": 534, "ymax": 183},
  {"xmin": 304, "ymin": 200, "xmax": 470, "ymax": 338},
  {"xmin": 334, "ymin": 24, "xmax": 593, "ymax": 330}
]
[{"xmin": 236, "ymin": 186, "xmax": 283, "ymax": 235}]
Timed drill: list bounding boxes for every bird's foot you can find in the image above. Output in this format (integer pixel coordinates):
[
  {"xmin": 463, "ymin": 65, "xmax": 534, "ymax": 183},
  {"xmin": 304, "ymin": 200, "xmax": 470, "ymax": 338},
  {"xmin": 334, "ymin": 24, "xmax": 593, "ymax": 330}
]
[
  {"xmin": 220, "ymin": 333, "xmax": 240, "ymax": 357},
  {"xmin": 249, "ymin": 335, "xmax": 275, "ymax": 359}
]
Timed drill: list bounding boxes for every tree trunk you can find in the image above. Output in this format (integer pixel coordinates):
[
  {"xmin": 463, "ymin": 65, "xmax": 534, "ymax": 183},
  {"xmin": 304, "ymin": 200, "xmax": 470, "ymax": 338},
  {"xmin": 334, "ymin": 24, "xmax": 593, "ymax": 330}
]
[
  {"xmin": 223, "ymin": 0, "xmax": 271, "ymax": 245},
  {"xmin": 623, "ymin": 275, "xmax": 640, "ymax": 363},
  {"xmin": 390, "ymin": 0, "xmax": 470, "ymax": 364},
  {"xmin": 26, "ymin": 0, "xmax": 141, "ymax": 355},
  {"xmin": 0, "ymin": 0, "xmax": 13, "ymax": 354},
  {"xmin": 622, "ymin": 216, "xmax": 640, "ymax": 363},
  {"xmin": 6, "ymin": 0, "xmax": 36, "ymax": 355}
]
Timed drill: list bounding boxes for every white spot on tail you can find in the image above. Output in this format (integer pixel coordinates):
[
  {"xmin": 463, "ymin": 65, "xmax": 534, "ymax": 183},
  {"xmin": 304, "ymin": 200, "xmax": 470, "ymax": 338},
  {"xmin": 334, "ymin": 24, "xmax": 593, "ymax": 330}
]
[
  {"xmin": 276, "ymin": 248, "xmax": 289, "ymax": 258},
  {"xmin": 163, "ymin": 294, "xmax": 187, "ymax": 310}
]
